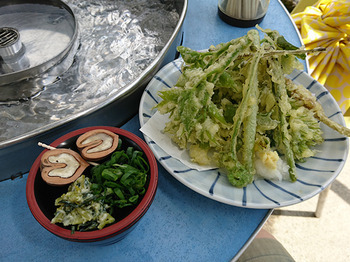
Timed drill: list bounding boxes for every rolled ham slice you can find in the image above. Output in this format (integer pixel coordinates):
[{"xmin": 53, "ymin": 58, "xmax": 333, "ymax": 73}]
[
  {"xmin": 40, "ymin": 148, "xmax": 89, "ymax": 186},
  {"xmin": 76, "ymin": 129, "xmax": 119, "ymax": 161}
]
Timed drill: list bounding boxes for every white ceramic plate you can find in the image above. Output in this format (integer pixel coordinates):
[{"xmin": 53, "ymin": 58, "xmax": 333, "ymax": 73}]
[{"xmin": 139, "ymin": 58, "xmax": 349, "ymax": 209}]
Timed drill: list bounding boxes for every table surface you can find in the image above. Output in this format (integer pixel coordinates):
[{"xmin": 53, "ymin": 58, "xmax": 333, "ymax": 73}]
[{"xmin": 0, "ymin": 0, "xmax": 304, "ymax": 261}]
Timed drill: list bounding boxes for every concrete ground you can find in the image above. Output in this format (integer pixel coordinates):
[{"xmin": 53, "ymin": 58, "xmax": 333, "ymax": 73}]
[{"xmin": 263, "ymin": 117, "xmax": 350, "ymax": 262}]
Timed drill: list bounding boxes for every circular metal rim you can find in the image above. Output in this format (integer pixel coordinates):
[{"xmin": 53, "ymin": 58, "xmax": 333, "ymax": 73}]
[
  {"xmin": 0, "ymin": 0, "xmax": 188, "ymax": 149},
  {"xmin": 0, "ymin": 0, "xmax": 78, "ymax": 86}
]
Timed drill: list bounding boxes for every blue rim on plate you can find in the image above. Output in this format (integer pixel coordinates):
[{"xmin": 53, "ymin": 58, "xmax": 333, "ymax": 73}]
[{"xmin": 139, "ymin": 58, "xmax": 349, "ymax": 209}]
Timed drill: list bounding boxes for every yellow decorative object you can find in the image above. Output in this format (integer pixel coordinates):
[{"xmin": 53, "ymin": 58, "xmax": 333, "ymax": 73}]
[{"xmin": 292, "ymin": 0, "xmax": 350, "ymax": 116}]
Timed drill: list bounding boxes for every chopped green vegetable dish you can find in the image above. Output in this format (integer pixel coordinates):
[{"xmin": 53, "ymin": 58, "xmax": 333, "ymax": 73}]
[
  {"xmin": 156, "ymin": 27, "xmax": 350, "ymax": 188},
  {"xmin": 51, "ymin": 140, "xmax": 149, "ymax": 232},
  {"xmin": 51, "ymin": 175, "xmax": 115, "ymax": 232},
  {"xmin": 90, "ymin": 144, "xmax": 149, "ymax": 210}
]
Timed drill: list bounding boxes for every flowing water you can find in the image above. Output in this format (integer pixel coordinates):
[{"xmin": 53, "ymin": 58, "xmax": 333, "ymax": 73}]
[{"xmin": 0, "ymin": 0, "xmax": 179, "ymax": 143}]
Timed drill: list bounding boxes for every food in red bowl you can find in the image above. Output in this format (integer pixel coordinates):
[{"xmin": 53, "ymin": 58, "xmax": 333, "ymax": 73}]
[{"xmin": 26, "ymin": 126, "xmax": 158, "ymax": 244}]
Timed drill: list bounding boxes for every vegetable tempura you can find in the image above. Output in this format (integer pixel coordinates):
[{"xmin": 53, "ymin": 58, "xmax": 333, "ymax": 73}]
[{"xmin": 156, "ymin": 28, "xmax": 349, "ymax": 188}]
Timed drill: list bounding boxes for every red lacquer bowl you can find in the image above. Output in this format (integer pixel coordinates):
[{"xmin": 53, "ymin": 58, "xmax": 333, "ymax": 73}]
[{"xmin": 26, "ymin": 126, "xmax": 158, "ymax": 244}]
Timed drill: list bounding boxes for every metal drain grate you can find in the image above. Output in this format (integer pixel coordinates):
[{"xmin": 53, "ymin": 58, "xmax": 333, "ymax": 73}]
[{"xmin": 0, "ymin": 27, "xmax": 19, "ymax": 48}]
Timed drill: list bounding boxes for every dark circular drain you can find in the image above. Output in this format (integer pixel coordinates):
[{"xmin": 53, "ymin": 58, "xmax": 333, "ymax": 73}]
[
  {"xmin": 0, "ymin": 27, "xmax": 23, "ymax": 63},
  {"xmin": 0, "ymin": 27, "xmax": 19, "ymax": 48}
]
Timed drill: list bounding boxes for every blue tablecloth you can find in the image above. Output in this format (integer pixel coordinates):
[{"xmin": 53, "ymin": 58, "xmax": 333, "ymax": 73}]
[
  {"xmin": 183, "ymin": 0, "xmax": 305, "ymax": 64},
  {"xmin": 0, "ymin": 115, "xmax": 270, "ymax": 261},
  {"xmin": 0, "ymin": 0, "xmax": 302, "ymax": 261}
]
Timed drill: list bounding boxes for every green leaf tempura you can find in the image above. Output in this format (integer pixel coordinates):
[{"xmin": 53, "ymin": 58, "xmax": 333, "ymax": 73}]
[{"xmin": 155, "ymin": 27, "xmax": 350, "ymax": 188}]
